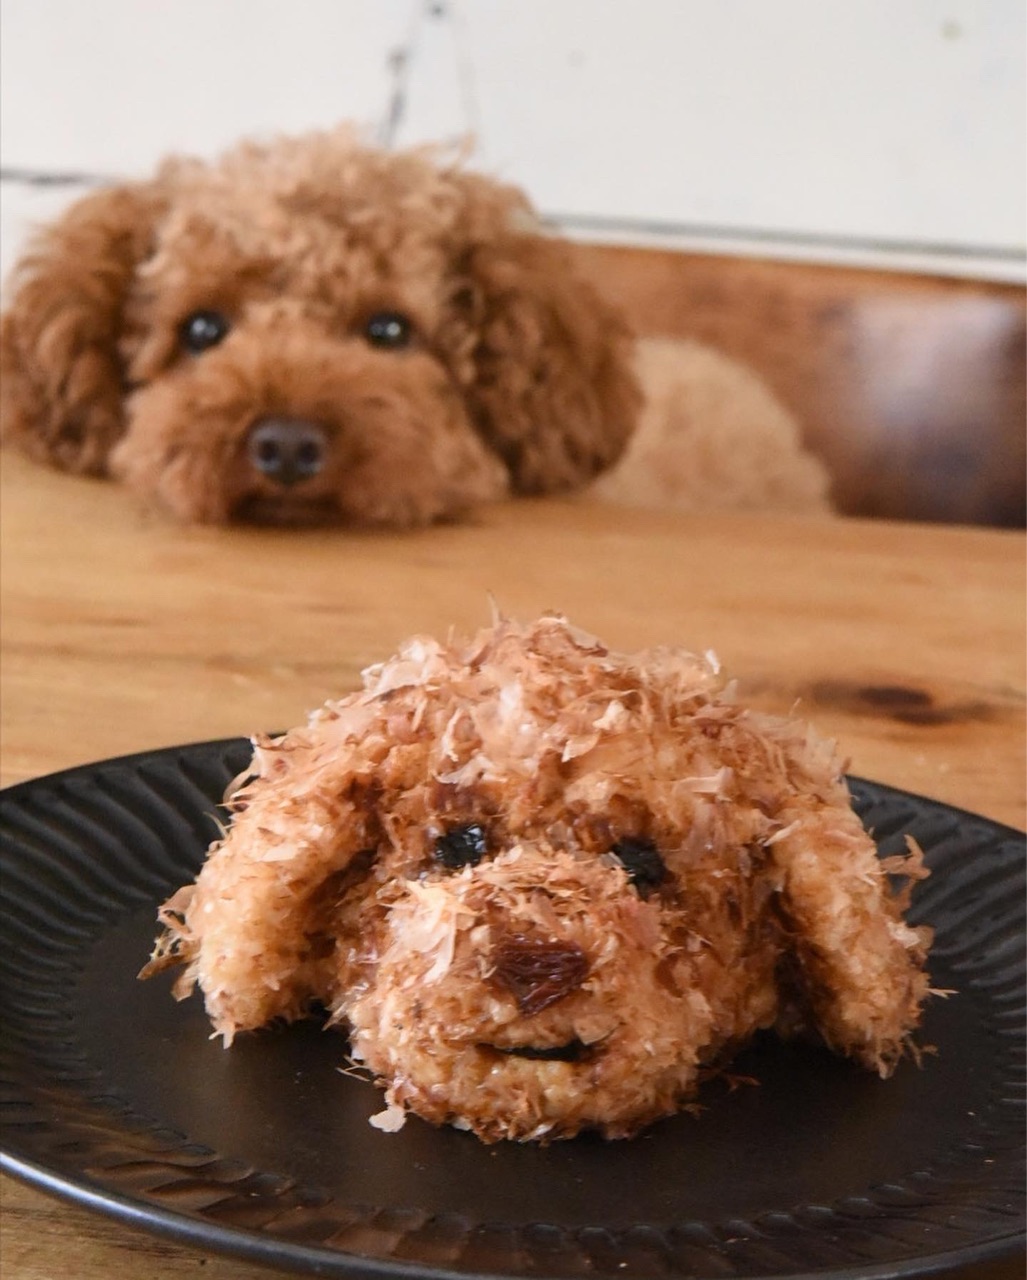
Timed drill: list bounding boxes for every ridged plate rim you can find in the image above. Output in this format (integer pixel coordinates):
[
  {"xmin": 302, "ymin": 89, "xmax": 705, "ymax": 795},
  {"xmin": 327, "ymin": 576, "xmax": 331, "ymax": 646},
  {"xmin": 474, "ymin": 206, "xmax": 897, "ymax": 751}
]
[{"xmin": 1, "ymin": 738, "xmax": 1024, "ymax": 1280}]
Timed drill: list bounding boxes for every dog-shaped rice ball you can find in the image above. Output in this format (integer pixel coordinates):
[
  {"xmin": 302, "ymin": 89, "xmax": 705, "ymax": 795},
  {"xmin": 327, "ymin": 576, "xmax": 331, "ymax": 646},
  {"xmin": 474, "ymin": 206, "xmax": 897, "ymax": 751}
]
[{"xmin": 144, "ymin": 615, "xmax": 930, "ymax": 1142}]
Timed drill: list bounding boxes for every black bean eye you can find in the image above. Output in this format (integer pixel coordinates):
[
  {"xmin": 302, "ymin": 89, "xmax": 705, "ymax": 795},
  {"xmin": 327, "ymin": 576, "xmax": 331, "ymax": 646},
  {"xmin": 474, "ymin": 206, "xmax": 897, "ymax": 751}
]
[
  {"xmin": 364, "ymin": 310, "xmax": 413, "ymax": 349},
  {"xmin": 433, "ymin": 823, "xmax": 488, "ymax": 869},
  {"xmin": 610, "ymin": 837, "xmax": 666, "ymax": 896},
  {"xmin": 179, "ymin": 310, "xmax": 229, "ymax": 353}
]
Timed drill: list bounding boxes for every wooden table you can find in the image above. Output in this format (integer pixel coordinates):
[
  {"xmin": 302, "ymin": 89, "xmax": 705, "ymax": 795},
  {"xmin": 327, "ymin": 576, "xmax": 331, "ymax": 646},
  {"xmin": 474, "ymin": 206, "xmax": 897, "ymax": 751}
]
[{"xmin": 1, "ymin": 449, "xmax": 1024, "ymax": 1279}]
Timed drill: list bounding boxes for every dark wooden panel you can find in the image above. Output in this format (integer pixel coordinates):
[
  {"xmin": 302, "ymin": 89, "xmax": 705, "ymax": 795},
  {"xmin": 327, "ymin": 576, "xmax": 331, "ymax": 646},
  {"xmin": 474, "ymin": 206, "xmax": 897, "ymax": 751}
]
[{"xmin": 570, "ymin": 243, "xmax": 1026, "ymax": 526}]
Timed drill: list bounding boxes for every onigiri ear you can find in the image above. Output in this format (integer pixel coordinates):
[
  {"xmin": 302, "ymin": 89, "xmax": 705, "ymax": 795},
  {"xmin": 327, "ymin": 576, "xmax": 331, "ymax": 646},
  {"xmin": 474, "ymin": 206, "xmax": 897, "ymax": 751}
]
[
  {"xmin": 0, "ymin": 181, "xmax": 166, "ymax": 474},
  {"xmin": 145, "ymin": 733, "xmax": 384, "ymax": 1042},
  {"xmin": 770, "ymin": 806, "xmax": 931, "ymax": 1074},
  {"xmin": 454, "ymin": 183, "xmax": 642, "ymax": 491}
]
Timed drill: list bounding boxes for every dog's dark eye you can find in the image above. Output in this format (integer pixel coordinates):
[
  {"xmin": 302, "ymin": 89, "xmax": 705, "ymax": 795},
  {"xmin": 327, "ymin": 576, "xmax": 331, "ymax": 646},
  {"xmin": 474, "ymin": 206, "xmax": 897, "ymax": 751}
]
[
  {"xmin": 364, "ymin": 311, "xmax": 413, "ymax": 349},
  {"xmin": 433, "ymin": 823, "xmax": 488, "ymax": 870},
  {"xmin": 179, "ymin": 310, "xmax": 229, "ymax": 353},
  {"xmin": 610, "ymin": 837, "xmax": 666, "ymax": 895}
]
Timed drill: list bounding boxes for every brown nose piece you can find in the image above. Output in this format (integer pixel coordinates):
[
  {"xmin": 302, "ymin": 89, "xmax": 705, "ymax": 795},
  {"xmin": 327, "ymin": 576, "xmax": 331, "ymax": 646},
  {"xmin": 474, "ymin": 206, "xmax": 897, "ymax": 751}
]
[
  {"xmin": 490, "ymin": 934, "xmax": 589, "ymax": 1015},
  {"xmin": 246, "ymin": 417, "xmax": 328, "ymax": 486}
]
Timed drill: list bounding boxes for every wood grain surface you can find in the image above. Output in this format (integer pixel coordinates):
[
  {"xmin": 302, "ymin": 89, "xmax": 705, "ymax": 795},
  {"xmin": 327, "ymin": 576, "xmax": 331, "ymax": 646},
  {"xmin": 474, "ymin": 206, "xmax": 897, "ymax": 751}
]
[{"xmin": 1, "ymin": 449, "xmax": 1024, "ymax": 1279}]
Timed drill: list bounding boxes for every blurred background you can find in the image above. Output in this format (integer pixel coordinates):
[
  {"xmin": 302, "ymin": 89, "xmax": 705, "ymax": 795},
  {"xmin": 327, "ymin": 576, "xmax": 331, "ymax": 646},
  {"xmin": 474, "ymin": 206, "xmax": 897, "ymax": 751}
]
[{"xmin": 1, "ymin": 0, "xmax": 1025, "ymax": 523}]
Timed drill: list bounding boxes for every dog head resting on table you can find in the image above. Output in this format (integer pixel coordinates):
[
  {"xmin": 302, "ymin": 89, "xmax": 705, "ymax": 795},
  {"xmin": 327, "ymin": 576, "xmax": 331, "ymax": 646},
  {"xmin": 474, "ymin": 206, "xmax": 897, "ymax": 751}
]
[{"xmin": 0, "ymin": 127, "xmax": 640, "ymax": 526}]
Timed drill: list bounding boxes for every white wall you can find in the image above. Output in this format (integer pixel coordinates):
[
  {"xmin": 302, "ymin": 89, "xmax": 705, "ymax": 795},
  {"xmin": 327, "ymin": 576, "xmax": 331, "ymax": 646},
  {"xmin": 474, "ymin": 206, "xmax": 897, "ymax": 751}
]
[{"xmin": 1, "ymin": 0, "xmax": 1024, "ymax": 283}]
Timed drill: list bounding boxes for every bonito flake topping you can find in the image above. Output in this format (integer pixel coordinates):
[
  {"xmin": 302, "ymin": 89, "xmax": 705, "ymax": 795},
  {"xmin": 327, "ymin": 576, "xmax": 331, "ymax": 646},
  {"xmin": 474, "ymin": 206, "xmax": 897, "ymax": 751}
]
[{"xmin": 143, "ymin": 614, "xmax": 932, "ymax": 1142}]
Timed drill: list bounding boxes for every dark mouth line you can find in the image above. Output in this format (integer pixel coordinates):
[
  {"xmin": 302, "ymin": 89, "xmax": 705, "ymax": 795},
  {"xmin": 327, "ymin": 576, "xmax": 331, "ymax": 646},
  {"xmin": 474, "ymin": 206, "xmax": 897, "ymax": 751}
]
[
  {"xmin": 483, "ymin": 1039, "xmax": 592, "ymax": 1063},
  {"xmin": 233, "ymin": 494, "xmax": 341, "ymax": 526}
]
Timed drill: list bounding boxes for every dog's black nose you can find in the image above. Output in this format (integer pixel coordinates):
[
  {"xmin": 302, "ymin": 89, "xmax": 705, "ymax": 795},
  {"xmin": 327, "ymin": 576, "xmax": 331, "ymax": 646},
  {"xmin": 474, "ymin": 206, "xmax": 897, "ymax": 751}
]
[{"xmin": 246, "ymin": 417, "xmax": 328, "ymax": 486}]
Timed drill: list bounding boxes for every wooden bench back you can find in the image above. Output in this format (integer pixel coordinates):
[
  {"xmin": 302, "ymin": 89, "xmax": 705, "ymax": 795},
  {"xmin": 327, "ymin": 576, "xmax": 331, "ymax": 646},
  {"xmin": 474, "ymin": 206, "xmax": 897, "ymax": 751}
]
[{"xmin": 572, "ymin": 243, "xmax": 1026, "ymax": 527}]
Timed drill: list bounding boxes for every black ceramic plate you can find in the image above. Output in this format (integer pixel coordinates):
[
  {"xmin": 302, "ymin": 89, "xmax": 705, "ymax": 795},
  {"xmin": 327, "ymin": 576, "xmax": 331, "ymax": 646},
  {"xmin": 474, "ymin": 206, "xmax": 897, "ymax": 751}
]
[{"xmin": 1, "ymin": 740, "xmax": 1024, "ymax": 1280}]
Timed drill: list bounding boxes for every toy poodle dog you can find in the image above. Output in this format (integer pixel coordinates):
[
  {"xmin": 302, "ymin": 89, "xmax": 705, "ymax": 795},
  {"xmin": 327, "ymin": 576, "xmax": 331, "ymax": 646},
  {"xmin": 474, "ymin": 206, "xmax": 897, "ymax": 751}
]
[
  {"xmin": 0, "ymin": 126, "xmax": 831, "ymax": 525},
  {"xmin": 144, "ymin": 614, "xmax": 929, "ymax": 1143}
]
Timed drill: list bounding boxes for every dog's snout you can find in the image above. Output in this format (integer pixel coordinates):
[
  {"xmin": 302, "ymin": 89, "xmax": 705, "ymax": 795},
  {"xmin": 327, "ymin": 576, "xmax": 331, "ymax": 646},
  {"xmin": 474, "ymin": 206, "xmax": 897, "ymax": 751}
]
[{"xmin": 246, "ymin": 417, "xmax": 329, "ymax": 486}]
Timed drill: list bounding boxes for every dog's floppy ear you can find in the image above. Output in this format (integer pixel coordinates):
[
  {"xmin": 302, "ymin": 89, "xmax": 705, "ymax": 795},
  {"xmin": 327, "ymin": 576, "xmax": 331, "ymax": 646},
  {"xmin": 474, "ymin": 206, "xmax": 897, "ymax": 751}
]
[
  {"xmin": 455, "ymin": 198, "xmax": 642, "ymax": 492},
  {"xmin": 0, "ymin": 181, "xmax": 166, "ymax": 475}
]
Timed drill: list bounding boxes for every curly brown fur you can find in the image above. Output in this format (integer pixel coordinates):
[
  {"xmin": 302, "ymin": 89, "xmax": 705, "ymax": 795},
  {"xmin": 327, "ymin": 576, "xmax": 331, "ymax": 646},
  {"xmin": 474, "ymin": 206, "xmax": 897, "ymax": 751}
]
[
  {"xmin": 0, "ymin": 182, "xmax": 167, "ymax": 474},
  {"xmin": 144, "ymin": 614, "xmax": 930, "ymax": 1143},
  {"xmin": 1, "ymin": 128, "xmax": 640, "ymax": 526},
  {"xmin": 593, "ymin": 337, "xmax": 833, "ymax": 513}
]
